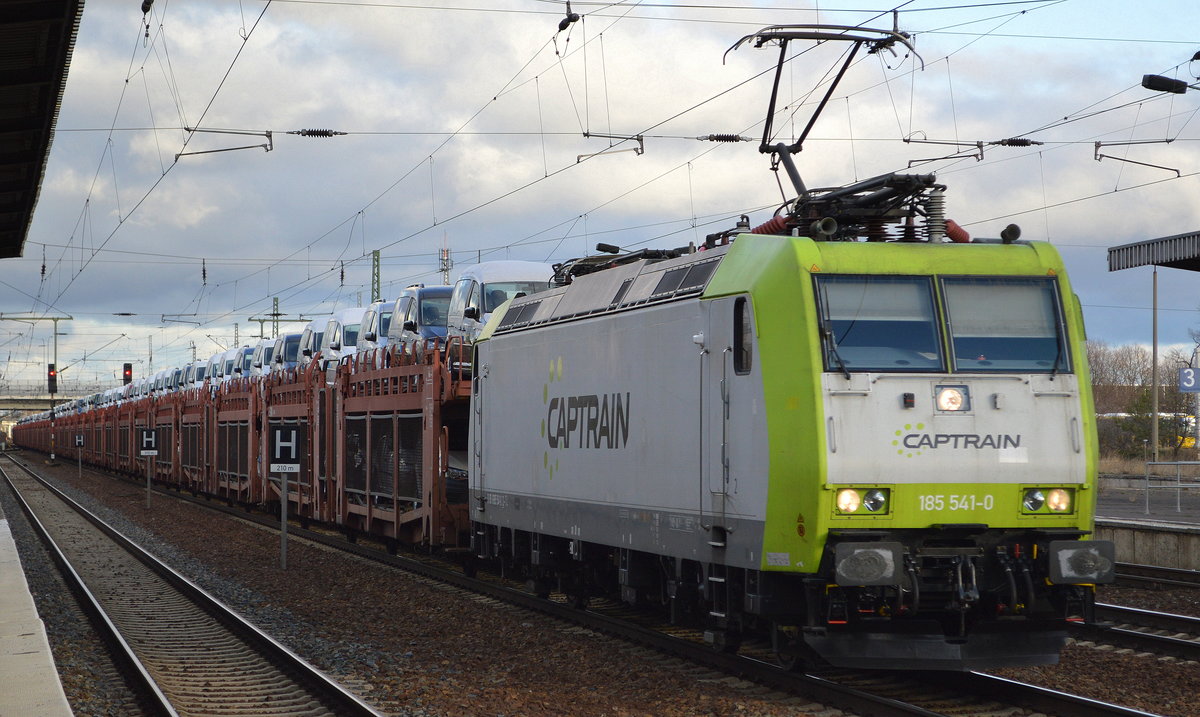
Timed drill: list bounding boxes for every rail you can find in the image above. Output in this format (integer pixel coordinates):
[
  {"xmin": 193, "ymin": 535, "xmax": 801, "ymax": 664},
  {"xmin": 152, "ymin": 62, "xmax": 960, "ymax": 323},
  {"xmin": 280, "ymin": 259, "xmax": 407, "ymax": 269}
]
[{"xmin": 1142, "ymin": 460, "xmax": 1200, "ymax": 514}]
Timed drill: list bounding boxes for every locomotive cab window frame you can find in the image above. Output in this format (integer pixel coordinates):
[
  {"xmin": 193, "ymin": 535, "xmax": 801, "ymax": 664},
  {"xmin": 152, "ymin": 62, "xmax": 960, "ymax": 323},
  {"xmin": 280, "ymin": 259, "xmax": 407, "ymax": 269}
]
[
  {"xmin": 734, "ymin": 296, "xmax": 754, "ymax": 375},
  {"xmin": 940, "ymin": 275, "xmax": 1070, "ymax": 374},
  {"xmin": 814, "ymin": 275, "xmax": 944, "ymax": 373}
]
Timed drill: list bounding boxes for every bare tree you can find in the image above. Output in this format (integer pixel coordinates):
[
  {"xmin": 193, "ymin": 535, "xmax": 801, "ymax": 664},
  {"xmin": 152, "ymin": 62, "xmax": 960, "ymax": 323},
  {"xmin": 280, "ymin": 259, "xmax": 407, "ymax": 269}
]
[{"xmin": 1087, "ymin": 340, "xmax": 1150, "ymax": 415}]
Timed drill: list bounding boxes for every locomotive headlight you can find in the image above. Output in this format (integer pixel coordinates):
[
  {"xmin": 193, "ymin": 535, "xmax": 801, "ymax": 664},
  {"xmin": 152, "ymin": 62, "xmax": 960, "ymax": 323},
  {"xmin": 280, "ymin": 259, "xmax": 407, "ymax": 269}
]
[
  {"xmin": 836, "ymin": 489, "xmax": 861, "ymax": 513},
  {"xmin": 863, "ymin": 489, "xmax": 888, "ymax": 512},
  {"xmin": 1046, "ymin": 488, "xmax": 1072, "ymax": 512},
  {"xmin": 1022, "ymin": 489, "xmax": 1045, "ymax": 512},
  {"xmin": 935, "ymin": 385, "xmax": 970, "ymax": 412}
]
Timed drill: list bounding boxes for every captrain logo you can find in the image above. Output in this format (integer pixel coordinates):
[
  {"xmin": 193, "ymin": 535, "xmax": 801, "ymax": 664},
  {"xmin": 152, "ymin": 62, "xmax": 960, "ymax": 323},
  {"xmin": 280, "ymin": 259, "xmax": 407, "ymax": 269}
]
[
  {"xmin": 541, "ymin": 356, "xmax": 631, "ymax": 479},
  {"xmin": 892, "ymin": 423, "xmax": 1022, "ymax": 458}
]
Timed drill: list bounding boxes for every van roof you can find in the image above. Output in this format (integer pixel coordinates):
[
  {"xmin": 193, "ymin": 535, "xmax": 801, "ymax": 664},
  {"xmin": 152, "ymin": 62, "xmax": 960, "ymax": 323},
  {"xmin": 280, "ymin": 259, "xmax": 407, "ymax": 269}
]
[
  {"xmin": 329, "ymin": 306, "xmax": 367, "ymax": 322},
  {"xmin": 455, "ymin": 260, "xmax": 553, "ymax": 284}
]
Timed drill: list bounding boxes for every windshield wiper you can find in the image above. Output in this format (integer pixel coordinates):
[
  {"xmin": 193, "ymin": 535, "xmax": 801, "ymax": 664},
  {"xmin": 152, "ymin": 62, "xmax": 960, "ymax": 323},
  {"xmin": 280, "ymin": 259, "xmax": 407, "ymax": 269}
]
[
  {"xmin": 1049, "ymin": 332, "xmax": 1064, "ymax": 379},
  {"xmin": 824, "ymin": 324, "xmax": 852, "ymax": 380}
]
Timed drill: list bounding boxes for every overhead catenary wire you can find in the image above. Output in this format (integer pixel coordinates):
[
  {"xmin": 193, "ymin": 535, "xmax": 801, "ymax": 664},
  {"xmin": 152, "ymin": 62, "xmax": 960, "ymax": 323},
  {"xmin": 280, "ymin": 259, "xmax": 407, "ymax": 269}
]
[
  {"xmin": 37, "ymin": 1, "xmax": 277, "ymax": 316},
  {"xmin": 14, "ymin": 0, "xmax": 1200, "ymax": 378}
]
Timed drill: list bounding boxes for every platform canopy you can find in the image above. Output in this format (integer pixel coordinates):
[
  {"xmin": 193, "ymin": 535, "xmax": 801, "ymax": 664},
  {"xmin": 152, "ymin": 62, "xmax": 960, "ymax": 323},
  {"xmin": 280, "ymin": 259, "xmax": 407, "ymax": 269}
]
[
  {"xmin": 0, "ymin": 0, "xmax": 84, "ymax": 259},
  {"xmin": 1109, "ymin": 230, "xmax": 1200, "ymax": 273}
]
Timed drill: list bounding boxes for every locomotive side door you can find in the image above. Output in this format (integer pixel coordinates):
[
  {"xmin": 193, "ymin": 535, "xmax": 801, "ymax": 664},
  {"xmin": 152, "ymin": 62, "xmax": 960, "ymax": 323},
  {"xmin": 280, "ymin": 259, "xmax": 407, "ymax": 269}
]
[{"xmin": 702, "ymin": 295, "xmax": 755, "ymax": 537}]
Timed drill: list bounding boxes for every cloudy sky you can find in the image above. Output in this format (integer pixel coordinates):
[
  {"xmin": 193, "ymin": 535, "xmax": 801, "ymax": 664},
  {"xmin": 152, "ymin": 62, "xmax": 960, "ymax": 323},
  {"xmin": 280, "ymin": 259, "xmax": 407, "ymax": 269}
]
[{"xmin": 4, "ymin": 0, "xmax": 1200, "ymax": 393}]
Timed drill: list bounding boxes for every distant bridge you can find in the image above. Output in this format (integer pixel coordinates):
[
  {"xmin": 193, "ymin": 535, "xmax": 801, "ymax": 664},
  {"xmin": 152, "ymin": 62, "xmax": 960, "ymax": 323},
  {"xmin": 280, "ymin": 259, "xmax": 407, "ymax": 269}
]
[{"xmin": 0, "ymin": 381, "xmax": 115, "ymax": 411}]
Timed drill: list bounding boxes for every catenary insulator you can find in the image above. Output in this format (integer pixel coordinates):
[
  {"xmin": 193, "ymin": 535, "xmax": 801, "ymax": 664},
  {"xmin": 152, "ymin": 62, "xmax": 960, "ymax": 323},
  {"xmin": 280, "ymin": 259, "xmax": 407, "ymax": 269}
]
[{"xmin": 288, "ymin": 129, "xmax": 347, "ymax": 137}]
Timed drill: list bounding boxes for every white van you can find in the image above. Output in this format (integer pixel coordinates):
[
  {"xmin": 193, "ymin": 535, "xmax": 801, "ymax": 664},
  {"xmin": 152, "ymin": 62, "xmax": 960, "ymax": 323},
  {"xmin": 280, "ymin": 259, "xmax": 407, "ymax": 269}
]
[
  {"xmin": 445, "ymin": 261, "xmax": 553, "ymax": 344},
  {"xmin": 218, "ymin": 346, "xmax": 244, "ymax": 384},
  {"xmin": 184, "ymin": 359, "xmax": 208, "ymax": 388},
  {"xmin": 205, "ymin": 351, "xmax": 225, "ymax": 384},
  {"xmin": 271, "ymin": 332, "xmax": 303, "ymax": 373},
  {"xmin": 357, "ymin": 299, "xmax": 393, "ymax": 354},
  {"xmin": 151, "ymin": 368, "xmax": 172, "ymax": 395},
  {"xmin": 318, "ymin": 306, "xmax": 368, "ymax": 381},
  {"xmin": 249, "ymin": 337, "xmax": 275, "ymax": 377},
  {"xmin": 298, "ymin": 318, "xmax": 326, "ymax": 369},
  {"xmin": 229, "ymin": 346, "xmax": 255, "ymax": 380}
]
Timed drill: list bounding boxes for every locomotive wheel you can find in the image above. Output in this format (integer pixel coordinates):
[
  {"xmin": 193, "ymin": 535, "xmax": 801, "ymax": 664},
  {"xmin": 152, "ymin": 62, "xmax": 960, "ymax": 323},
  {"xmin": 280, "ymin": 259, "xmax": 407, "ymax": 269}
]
[{"xmin": 770, "ymin": 622, "xmax": 806, "ymax": 671}]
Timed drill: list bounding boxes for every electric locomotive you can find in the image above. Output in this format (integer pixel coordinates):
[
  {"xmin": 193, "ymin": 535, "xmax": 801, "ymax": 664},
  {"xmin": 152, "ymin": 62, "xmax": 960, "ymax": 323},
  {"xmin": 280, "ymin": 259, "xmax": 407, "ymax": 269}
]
[
  {"xmin": 468, "ymin": 197, "xmax": 1114, "ymax": 670},
  {"xmin": 467, "ymin": 25, "xmax": 1113, "ymax": 672}
]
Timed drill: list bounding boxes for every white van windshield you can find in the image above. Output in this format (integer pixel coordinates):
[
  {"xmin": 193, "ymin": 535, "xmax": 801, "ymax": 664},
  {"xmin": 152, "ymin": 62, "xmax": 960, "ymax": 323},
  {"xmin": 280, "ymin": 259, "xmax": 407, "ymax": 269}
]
[{"xmin": 482, "ymin": 281, "xmax": 549, "ymax": 312}]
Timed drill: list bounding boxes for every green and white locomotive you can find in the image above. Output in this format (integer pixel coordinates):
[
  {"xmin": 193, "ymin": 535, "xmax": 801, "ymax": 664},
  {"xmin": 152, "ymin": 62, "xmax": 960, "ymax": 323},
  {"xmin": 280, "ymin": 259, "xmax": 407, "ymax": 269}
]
[
  {"xmin": 468, "ymin": 24, "xmax": 1113, "ymax": 670},
  {"xmin": 469, "ymin": 204, "xmax": 1113, "ymax": 670}
]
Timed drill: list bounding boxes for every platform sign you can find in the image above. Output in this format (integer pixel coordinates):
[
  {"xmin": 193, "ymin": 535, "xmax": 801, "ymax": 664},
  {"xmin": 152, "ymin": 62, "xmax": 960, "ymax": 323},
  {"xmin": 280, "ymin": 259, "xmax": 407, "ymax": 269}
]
[
  {"xmin": 74, "ymin": 434, "xmax": 84, "ymax": 448},
  {"xmin": 138, "ymin": 428, "xmax": 158, "ymax": 456},
  {"xmin": 269, "ymin": 426, "xmax": 303, "ymax": 473},
  {"xmin": 269, "ymin": 425, "xmax": 304, "ymax": 570},
  {"xmin": 1181, "ymin": 368, "xmax": 1200, "ymax": 393}
]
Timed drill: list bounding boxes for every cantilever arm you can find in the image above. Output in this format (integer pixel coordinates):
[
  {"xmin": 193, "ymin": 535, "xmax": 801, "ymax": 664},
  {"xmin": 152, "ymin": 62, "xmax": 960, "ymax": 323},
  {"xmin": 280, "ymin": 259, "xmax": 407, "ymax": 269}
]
[{"xmin": 724, "ymin": 24, "xmax": 923, "ymax": 69}]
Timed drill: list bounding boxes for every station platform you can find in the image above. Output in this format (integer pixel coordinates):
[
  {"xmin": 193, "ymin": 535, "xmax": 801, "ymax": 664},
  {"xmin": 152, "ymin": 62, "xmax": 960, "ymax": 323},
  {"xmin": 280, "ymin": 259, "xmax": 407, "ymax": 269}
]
[
  {"xmin": 0, "ymin": 502, "xmax": 72, "ymax": 716},
  {"xmin": 1095, "ymin": 480, "xmax": 1200, "ymax": 571},
  {"xmin": 1096, "ymin": 482, "xmax": 1200, "ymax": 524}
]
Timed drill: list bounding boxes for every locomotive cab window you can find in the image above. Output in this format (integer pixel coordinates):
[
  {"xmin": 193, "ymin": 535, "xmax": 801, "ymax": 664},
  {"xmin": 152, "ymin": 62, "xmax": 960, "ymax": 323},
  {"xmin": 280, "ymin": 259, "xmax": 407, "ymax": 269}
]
[
  {"xmin": 942, "ymin": 276, "xmax": 1068, "ymax": 373},
  {"xmin": 815, "ymin": 275, "xmax": 942, "ymax": 372},
  {"xmin": 734, "ymin": 296, "xmax": 753, "ymax": 375}
]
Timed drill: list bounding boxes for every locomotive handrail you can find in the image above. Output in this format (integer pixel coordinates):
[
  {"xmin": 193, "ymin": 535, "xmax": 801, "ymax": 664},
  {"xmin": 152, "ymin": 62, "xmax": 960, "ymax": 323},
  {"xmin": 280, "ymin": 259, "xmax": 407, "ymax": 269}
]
[{"xmin": 1142, "ymin": 461, "xmax": 1200, "ymax": 514}]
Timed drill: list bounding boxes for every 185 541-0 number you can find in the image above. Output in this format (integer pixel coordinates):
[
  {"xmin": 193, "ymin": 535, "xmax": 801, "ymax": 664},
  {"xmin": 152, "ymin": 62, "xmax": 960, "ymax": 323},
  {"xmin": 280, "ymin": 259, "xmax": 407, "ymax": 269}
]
[{"xmin": 919, "ymin": 494, "xmax": 994, "ymax": 511}]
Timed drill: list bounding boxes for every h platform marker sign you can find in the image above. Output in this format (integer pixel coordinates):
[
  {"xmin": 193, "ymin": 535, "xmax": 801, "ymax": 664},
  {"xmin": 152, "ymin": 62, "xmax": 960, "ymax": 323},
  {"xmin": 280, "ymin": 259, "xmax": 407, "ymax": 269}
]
[
  {"xmin": 270, "ymin": 426, "xmax": 303, "ymax": 473},
  {"xmin": 269, "ymin": 425, "xmax": 304, "ymax": 571},
  {"xmin": 139, "ymin": 429, "xmax": 158, "ymax": 456},
  {"xmin": 139, "ymin": 428, "xmax": 157, "ymax": 509}
]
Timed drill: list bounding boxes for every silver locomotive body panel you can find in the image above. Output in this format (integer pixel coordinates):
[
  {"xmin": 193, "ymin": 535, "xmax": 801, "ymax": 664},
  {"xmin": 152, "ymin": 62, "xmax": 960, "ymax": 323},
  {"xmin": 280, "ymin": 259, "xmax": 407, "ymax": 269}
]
[{"xmin": 470, "ymin": 294, "xmax": 770, "ymax": 569}]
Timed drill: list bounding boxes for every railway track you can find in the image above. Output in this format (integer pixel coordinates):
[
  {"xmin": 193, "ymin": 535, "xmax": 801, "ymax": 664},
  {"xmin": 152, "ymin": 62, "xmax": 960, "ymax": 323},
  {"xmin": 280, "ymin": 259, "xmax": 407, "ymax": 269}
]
[
  {"xmin": 0, "ymin": 456, "xmax": 382, "ymax": 717},
  {"xmin": 8, "ymin": 452, "xmax": 1161, "ymax": 717},
  {"xmin": 1116, "ymin": 562, "xmax": 1200, "ymax": 589},
  {"xmin": 1070, "ymin": 603, "xmax": 1200, "ymax": 661}
]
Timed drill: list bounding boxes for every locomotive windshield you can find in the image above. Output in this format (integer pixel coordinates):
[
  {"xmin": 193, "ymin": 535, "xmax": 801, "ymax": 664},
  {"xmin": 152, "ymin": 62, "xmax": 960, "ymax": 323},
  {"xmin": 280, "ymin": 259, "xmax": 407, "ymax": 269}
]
[
  {"xmin": 816, "ymin": 276, "xmax": 943, "ymax": 372},
  {"xmin": 816, "ymin": 274, "xmax": 1068, "ymax": 374},
  {"xmin": 942, "ymin": 276, "xmax": 1067, "ymax": 373}
]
